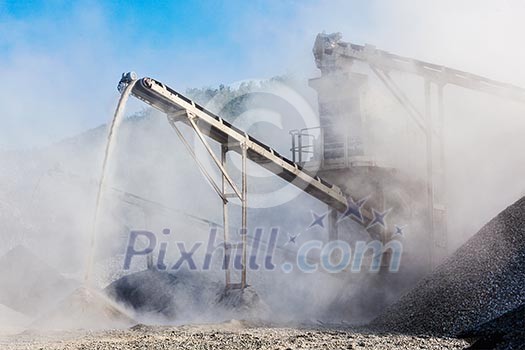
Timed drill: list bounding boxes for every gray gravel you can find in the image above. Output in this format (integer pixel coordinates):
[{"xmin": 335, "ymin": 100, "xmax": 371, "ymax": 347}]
[
  {"xmin": 0, "ymin": 321, "xmax": 468, "ymax": 349},
  {"xmin": 372, "ymin": 196, "xmax": 525, "ymax": 337}
]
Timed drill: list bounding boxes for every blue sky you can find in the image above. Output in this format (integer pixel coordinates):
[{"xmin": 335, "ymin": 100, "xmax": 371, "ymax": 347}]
[
  {"xmin": 0, "ymin": 0, "xmax": 523, "ymax": 149},
  {"xmin": 0, "ymin": 0, "xmax": 368, "ymax": 149},
  {"xmin": 1, "ymin": 1, "xmax": 297, "ymax": 66},
  {"xmin": 0, "ymin": 0, "xmax": 372, "ymax": 87}
]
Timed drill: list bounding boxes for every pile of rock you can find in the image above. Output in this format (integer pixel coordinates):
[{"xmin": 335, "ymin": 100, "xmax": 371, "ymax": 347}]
[
  {"xmin": 0, "ymin": 245, "xmax": 78, "ymax": 316},
  {"xmin": 32, "ymin": 287, "xmax": 135, "ymax": 330},
  {"xmin": 105, "ymin": 269, "xmax": 268, "ymax": 323},
  {"xmin": 372, "ymin": 196, "xmax": 525, "ymax": 340}
]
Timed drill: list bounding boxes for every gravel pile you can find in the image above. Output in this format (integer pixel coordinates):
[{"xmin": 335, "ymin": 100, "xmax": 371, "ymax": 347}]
[
  {"xmin": 0, "ymin": 303, "xmax": 30, "ymax": 332},
  {"xmin": 0, "ymin": 246, "xmax": 78, "ymax": 316},
  {"xmin": 372, "ymin": 196, "xmax": 525, "ymax": 337},
  {"xmin": 105, "ymin": 269, "xmax": 182, "ymax": 320},
  {"xmin": 31, "ymin": 287, "xmax": 135, "ymax": 330},
  {"xmin": 105, "ymin": 269, "xmax": 267, "ymax": 323}
]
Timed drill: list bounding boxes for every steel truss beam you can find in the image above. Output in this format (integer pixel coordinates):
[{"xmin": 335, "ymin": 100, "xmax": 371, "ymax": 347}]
[
  {"xmin": 370, "ymin": 64, "xmax": 448, "ymax": 267},
  {"xmin": 323, "ymin": 40, "xmax": 525, "ymax": 103}
]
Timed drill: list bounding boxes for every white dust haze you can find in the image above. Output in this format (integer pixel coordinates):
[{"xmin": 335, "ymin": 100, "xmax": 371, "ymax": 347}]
[{"xmin": 0, "ymin": 0, "xmax": 524, "ymax": 331}]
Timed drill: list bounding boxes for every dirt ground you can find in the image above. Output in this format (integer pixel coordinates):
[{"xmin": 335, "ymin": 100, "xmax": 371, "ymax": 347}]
[{"xmin": 0, "ymin": 321, "xmax": 468, "ymax": 350}]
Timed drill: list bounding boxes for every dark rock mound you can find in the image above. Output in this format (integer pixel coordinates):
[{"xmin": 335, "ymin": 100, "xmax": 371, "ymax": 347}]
[
  {"xmin": 371, "ymin": 196, "xmax": 525, "ymax": 337},
  {"xmin": 106, "ymin": 270, "xmax": 270, "ymax": 323},
  {"xmin": 105, "ymin": 269, "xmax": 222, "ymax": 321},
  {"xmin": 105, "ymin": 269, "xmax": 180, "ymax": 318}
]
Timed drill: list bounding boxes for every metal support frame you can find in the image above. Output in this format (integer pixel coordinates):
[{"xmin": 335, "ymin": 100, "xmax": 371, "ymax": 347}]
[
  {"xmin": 186, "ymin": 114, "xmax": 243, "ymax": 200},
  {"xmin": 144, "ymin": 207, "xmax": 155, "ymax": 270},
  {"xmin": 424, "ymin": 80, "xmax": 449, "ymax": 267},
  {"xmin": 241, "ymin": 142, "xmax": 248, "ymax": 289},
  {"xmin": 122, "ymin": 74, "xmax": 384, "ymax": 285},
  {"xmin": 328, "ymin": 209, "xmax": 338, "ymax": 241},
  {"xmin": 369, "ymin": 66, "xmax": 448, "ymax": 269},
  {"xmin": 169, "ymin": 113, "xmax": 248, "ymax": 289},
  {"xmin": 167, "ymin": 118, "xmax": 226, "ymax": 201},
  {"xmin": 221, "ymin": 145, "xmax": 231, "ymax": 287},
  {"xmin": 424, "ymin": 79, "xmax": 436, "ymax": 268},
  {"xmin": 370, "ymin": 66, "xmax": 426, "ymax": 133},
  {"xmin": 316, "ymin": 35, "xmax": 525, "ymax": 103},
  {"xmin": 313, "ymin": 33, "xmax": 525, "ymax": 268},
  {"xmin": 435, "ymin": 84, "xmax": 447, "ymax": 250}
]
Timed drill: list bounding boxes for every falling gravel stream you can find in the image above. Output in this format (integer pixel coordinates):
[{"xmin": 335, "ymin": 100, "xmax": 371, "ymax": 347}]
[{"xmin": 84, "ymin": 79, "xmax": 136, "ymax": 284}]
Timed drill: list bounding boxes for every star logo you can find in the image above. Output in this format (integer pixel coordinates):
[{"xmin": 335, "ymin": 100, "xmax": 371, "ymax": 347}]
[
  {"xmin": 308, "ymin": 210, "xmax": 328, "ymax": 229},
  {"xmin": 286, "ymin": 232, "xmax": 301, "ymax": 245},
  {"xmin": 394, "ymin": 225, "xmax": 406, "ymax": 236},
  {"xmin": 367, "ymin": 208, "xmax": 392, "ymax": 230},
  {"xmin": 338, "ymin": 196, "xmax": 369, "ymax": 223}
]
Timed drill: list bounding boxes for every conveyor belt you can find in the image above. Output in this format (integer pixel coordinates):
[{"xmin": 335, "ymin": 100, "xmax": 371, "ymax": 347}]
[
  {"xmin": 129, "ymin": 76, "xmax": 357, "ymax": 214},
  {"xmin": 315, "ymin": 34, "xmax": 525, "ymax": 102}
]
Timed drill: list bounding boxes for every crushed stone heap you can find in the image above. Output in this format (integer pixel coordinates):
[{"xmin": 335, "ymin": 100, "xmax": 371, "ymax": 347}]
[
  {"xmin": 372, "ymin": 196, "xmax": 525, "ymax": 337},
  {"xmin": 105, "ymin": 269, "xmax": 268, "ymax": 323},
  {"xmin": 0, "ymin": 303, "xmax": 30, "ymax": 329},
  {"xmin": 0, "ymin": 245, "xmax": 78, "ymax": 316},
  {"xmin": 31, "ymin": 286, "xmax": 135, "ymax": 330}
]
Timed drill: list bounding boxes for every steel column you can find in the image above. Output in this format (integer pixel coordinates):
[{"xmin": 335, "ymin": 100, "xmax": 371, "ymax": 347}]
[
  {"xmin": 241, "ymin": 142, "xmax": 248, "ymax": 288},
  {"xmin": 221, "ymin": 145, "xmax": 231, "ymax": 287},
  {"xmin": 436, "ymin": 84, "xmax": 448, "ymax": 251},
  {"xmin": 297, "ymin": 133, "xmax": 303, "ymax": 164},
  {"xmin": 424, "ymin": 79, "xmax": 435, "ymax": 269},
  {"xmin": 328, "ymin": 208, "xmax": 338, "ymax": 241}
]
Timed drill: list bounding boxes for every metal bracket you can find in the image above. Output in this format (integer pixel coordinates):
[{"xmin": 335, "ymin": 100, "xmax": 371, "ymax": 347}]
[
  {"xmin": 166, "ymin": 117, "xmax": 227, "ymax": 203},
  {"xmin": 167, "ymin": 111, "xmax": 249, "ymax": 289},
  {"xmin": 186, "ymin": 114, "xmax": 244, "ymax": 201}
]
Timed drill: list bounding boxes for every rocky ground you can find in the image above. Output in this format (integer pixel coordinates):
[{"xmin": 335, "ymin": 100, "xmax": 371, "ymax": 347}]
[{"xmin": 0, "ymin": 321, "xmax": 468, "ymax": 350}]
